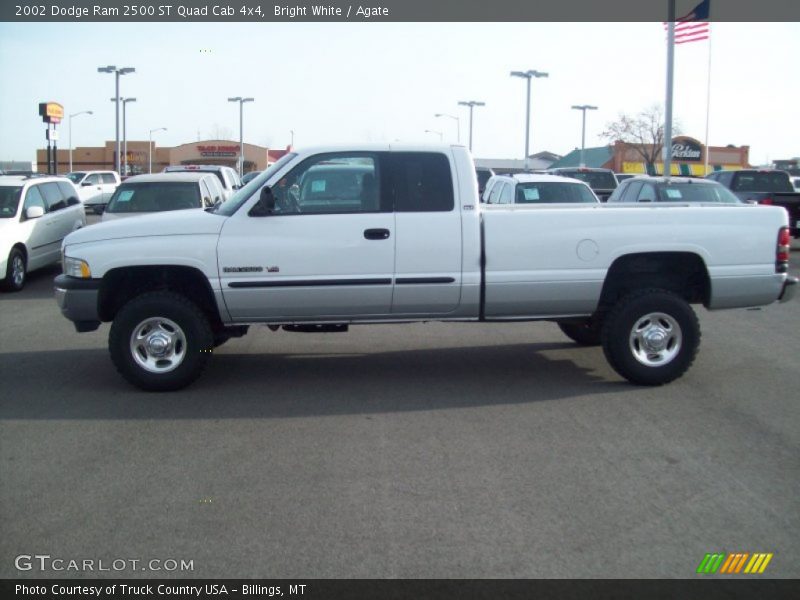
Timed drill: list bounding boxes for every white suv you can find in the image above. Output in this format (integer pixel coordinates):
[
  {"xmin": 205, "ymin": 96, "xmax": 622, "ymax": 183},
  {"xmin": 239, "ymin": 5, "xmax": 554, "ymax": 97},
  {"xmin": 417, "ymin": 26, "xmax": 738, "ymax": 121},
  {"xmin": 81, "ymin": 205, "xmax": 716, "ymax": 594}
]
[
  {"xmin": 162, "ymin": 165, "xmax": 241, "ymax": 201},
  {"xmin": 0, "ymin": 175, "xmax": 86, "ymax": 291},
  {"xmin": 65, "ymin": 170, "xmax": 121, "ymax": 214}
]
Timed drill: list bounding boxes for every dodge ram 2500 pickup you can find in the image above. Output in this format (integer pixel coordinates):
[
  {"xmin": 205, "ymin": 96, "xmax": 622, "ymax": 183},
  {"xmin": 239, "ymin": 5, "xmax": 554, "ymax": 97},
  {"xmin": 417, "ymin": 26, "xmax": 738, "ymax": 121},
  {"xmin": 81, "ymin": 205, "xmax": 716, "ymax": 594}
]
[{"xmin": 54, "ymin": 144, "xmax": 797, "ymax": 391}]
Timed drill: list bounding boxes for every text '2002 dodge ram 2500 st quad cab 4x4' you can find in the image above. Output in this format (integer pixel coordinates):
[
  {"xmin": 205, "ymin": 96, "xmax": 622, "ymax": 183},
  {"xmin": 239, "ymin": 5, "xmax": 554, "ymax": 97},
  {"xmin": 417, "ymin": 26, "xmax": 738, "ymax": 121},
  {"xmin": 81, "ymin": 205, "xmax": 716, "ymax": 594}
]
[{"xmin": 54, "ymin": 145, "xmax": 797, "ymax": 391}]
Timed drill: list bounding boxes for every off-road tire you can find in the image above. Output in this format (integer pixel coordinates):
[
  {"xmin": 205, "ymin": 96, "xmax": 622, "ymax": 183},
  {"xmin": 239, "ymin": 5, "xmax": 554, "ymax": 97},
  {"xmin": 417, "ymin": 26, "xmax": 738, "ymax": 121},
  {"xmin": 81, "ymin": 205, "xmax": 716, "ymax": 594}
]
[
  {"xmin": 109, "ymin": 291, "xmax": 214, "ymax": 391},
  {"xmin": 601, "ymin": 288, "xmax": 700, "ymax": 386}
]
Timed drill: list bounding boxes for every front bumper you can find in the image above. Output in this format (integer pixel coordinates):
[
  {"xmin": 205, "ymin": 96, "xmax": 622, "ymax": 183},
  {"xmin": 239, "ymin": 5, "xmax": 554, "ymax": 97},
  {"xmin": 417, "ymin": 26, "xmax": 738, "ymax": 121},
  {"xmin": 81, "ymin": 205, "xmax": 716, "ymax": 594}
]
[
  {"xmin": 779, "ymin": 276, "xmax": 798, "ymax": 303},
  {"xmin": 54, "ymin": 274, "xmax": 102, "ymax": 332}
]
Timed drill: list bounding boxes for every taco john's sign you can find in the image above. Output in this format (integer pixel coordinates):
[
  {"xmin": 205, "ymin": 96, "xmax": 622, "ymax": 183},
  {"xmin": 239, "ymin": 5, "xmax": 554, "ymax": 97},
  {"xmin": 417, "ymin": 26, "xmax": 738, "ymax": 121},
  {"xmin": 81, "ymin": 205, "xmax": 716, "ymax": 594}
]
[
  {"xmin": 671, "ymin": 136, "xmax": 704, "ymax": 162},
  {"xmin": 197, "ymin": 144, "xmax": 239, "ymax": 157},
  {"xmin": 38, "ymin": 102, "xmax": 64, "ymax": 124}
]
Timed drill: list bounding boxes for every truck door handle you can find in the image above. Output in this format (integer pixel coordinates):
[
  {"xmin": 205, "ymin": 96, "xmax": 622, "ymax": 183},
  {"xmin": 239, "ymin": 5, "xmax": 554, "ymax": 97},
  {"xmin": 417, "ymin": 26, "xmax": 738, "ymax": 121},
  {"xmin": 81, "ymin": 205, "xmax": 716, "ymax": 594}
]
[{"xmin": 364, "ymin": 228, "xmax": 390, "ymax": 240}]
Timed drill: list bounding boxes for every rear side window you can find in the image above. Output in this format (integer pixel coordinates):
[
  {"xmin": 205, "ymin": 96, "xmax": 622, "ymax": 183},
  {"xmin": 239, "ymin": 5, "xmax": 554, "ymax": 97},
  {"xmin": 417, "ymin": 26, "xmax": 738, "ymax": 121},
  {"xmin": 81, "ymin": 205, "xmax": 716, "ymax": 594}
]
[
  {"xmin": 386, "ymin": 152, "xmax": 454, "ymax": 212},
  {"xmin": 56, "ymin": 182, "xmax": 80, "ymax": 206},
  {"xmin": 40, "ymin": 182, "xmax": 68, "ymax": 212},
  {"xmin": 101, "ymin": 173, "xmax": 117, "ymax": 184}
]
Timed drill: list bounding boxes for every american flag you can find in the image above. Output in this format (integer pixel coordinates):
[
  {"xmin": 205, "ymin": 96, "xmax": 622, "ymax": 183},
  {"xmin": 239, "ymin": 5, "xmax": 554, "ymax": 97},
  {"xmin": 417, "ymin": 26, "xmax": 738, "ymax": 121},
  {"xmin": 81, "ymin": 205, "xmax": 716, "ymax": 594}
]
[{"xmin": 663, "ymin": 0, "xmax": 711, "ymax": 44}]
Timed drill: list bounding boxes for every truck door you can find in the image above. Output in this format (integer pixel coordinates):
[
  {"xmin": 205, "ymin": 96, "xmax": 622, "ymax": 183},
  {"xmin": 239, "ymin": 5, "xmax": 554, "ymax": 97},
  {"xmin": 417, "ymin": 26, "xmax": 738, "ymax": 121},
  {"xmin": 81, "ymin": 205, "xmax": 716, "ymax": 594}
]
[
  {"xmin": 385, "ymin": 151, "xmax": 462, "ymax": 314},
  {"xmin": 218, "ymin": 152, "xmax": 396, "ymax": 321}
]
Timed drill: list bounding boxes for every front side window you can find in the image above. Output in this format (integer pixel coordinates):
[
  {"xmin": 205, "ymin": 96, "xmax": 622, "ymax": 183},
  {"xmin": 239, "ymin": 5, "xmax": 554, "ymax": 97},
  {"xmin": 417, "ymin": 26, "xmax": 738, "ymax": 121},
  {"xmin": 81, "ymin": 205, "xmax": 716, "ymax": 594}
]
[
  {"xmin": 267, "ymin": 153, "xmax": 381, "ymax": 215},
  {"xmin": 637, "ymin": 184, "xmax": 657, "ymax": 202},
  {"xmin": 105, "ymin": 182, "xmax": 201, "ymax": 213},
  {"xmin": 499, "ymin": 182, "xmax": 515, "ymax": 204},
  {"xmin": 487, "ymin": 181, "xmax": 504, "ymax": 204},
  {"xmin": 84, "ymin": 174, "xmax": 101, "ymax": 185}
]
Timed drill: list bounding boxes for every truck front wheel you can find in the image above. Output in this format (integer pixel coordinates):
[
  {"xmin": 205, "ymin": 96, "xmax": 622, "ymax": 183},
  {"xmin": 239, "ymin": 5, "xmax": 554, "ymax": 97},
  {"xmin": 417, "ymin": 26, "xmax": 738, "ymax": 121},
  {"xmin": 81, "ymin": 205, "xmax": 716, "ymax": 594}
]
[
  {"xmin": 601, "ymin": 289, "xmax": 700, "ymax": 386},
  {"xmin": 109, "ymin": 291, "xmax": 214, "ymax": 391}
]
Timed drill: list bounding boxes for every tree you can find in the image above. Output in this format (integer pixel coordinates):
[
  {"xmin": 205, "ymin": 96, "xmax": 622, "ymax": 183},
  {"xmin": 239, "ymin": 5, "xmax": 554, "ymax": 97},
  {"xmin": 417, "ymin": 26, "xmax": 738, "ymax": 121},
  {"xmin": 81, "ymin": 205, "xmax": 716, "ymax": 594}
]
[{"xmin": 601, "ymin": 104, "xmax": 681, "ymax": 173}]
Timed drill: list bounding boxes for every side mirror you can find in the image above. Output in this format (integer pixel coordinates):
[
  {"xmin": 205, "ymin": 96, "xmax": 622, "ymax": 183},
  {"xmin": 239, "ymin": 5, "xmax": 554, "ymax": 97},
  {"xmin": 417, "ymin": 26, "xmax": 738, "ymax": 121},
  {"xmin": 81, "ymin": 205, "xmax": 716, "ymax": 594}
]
[{"xmin": 26, "ymin": 206, "xmax": 45, "ymax": 219}]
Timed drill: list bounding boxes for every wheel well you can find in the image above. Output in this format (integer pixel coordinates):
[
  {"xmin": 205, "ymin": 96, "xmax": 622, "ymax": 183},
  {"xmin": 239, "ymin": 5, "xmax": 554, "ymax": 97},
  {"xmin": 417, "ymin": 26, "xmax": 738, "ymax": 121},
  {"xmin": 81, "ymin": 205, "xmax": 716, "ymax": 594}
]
[
  {"xmin": 599, "ymin": 252, "xmax": 710, "ymax": 310},
  {"xmin": 11, "ymin": 243, "xmax": 27, "ymax": 260},
  {"xmin": 98, "ymin": 266, "xmax": 223, "ymax": 330}
]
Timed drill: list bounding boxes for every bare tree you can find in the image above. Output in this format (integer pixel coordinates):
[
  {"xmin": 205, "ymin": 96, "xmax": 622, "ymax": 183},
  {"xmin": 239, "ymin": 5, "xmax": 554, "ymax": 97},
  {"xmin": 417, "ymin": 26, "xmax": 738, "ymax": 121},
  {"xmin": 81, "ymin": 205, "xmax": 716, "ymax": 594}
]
[
  {"xmin": 207, "ymin": 123, "xmax": 234, "ymax": 140},
  {"xmin": 601, "ymin": 105, "xmax": 681, "ymax": 173}
]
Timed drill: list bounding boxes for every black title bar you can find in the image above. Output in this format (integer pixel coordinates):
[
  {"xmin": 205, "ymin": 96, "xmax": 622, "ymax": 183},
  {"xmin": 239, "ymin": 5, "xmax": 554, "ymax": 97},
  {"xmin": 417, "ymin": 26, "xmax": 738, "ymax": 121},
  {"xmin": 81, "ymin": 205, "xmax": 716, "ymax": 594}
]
[{"xmin": 4, "ymin": 0, "xmax": 800, "ymax": 22}]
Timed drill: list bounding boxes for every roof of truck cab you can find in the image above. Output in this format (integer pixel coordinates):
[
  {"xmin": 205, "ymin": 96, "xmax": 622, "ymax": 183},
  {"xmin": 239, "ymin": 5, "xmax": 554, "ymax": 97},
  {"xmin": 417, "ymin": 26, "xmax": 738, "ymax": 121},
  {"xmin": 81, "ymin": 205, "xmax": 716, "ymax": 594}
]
[{"xmin": 120, "ymin": 173, "xmax": 209, "ymax": 183}]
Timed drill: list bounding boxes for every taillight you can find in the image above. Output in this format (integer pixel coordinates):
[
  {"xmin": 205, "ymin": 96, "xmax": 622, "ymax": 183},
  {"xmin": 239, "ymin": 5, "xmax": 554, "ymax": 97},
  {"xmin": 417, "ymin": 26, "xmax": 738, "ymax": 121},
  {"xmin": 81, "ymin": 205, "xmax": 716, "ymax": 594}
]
[
  {"xmin": 761, "ymin": 198, "xmax": 773, "ymax": 205},
  {"xmin": 776, "ymin": 227, "xmax": 790, "ymax": 273}
]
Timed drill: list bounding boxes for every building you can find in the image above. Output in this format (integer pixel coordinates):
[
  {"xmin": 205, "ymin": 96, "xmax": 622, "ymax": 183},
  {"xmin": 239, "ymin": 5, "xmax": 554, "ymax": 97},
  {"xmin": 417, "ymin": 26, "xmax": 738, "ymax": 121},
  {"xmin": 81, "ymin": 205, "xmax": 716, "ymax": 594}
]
[
  {"xmin": 475, "ymin": 151, "xmax": 562, "ymax": 174},
  {"xmin": 36, "ymin": 139, "xmax": 288, "ymax": 175},
  {"xmin": 548, "ymin": 137, "xmax": 750, "ymax": 176}
]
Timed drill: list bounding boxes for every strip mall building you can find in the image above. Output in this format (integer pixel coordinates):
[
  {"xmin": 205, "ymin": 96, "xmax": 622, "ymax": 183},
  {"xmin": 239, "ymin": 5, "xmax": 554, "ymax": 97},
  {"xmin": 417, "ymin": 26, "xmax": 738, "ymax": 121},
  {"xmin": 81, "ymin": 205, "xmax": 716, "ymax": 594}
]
[
  {"xmin": 549, "ymin": 136, "xmax": 750, "ymax": 175},
  {"xmin": 37, "ymin": 140, "xmax": 289, "ymax": 175}
]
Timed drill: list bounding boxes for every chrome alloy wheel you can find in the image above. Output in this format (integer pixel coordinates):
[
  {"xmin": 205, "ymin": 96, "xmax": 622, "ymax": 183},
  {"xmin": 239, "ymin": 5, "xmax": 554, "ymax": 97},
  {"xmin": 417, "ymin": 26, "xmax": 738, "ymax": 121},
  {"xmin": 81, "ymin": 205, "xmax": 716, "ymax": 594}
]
[
  {"xmin": 11, "ymin": 254, "xmax": 25, "ymax": 287},
  {"xmin": 628, "ymin": 312, "xmax": 682, "ymax": 367},
  {"xmin": 129, "ymin": 317, "xmax": 187, "ymax": 373}
]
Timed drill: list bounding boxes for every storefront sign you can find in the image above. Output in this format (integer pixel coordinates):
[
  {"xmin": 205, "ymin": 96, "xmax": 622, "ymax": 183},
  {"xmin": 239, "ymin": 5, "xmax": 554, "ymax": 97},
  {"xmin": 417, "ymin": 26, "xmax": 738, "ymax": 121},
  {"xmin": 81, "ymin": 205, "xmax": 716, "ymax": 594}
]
[
  {"xmin": 197, "ymin": 144, "xmax": 238, "ymax": 157},
  {"xmin": 671, "ymin": 138, "xmax": 703, "ymax": 162}
]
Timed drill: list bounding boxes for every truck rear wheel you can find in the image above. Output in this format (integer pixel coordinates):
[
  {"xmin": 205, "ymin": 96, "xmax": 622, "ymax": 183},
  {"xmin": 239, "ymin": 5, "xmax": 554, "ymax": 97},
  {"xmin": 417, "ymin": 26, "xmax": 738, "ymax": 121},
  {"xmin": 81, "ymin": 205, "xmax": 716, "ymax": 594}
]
[
  {"xmin": 601, "ymin": 288, "xmax": 700, "ymax": 386},
  {"xmin": 109, "ymin": 291, "xmax": 214, "ymax": 391}
]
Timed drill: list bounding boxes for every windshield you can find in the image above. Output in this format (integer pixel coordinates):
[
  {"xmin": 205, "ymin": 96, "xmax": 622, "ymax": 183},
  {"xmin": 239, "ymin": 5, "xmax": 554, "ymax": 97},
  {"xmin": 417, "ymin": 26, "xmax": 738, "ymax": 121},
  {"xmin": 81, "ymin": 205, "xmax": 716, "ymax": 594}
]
[
  {"xmin": 732, "ymin": 172, "xmax": 793, "ymax": 193},
  {"xmin": 657, "ymin": 183, "xmax": 742, "ymax": 203},
  {"xmin": 65, "ymin": 172, "xmax": 86, "ymax": 184},
  {"xmin": 105, "ymin": 182, "xmax": 201, "ymax": 213},
  {"xmin": 516, "ymin": 182, "xmax": 598, "ymax": 204},
  {"xmin": 557, "ymin": 170, "xmax": 617, "ymax": 190},
  {"xmin": 215, "ymin": 153, "xmax": 298, "ymax": 216},
  {"xmin": 0, "ymin": 186, "xmax": 22, "ymax": 218}
]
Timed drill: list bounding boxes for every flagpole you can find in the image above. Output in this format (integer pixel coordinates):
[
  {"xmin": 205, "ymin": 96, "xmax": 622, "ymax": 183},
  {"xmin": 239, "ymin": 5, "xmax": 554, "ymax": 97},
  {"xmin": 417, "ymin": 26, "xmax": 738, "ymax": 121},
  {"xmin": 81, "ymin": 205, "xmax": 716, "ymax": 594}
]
[
  {"xmin": 664, "ymin": 0, "xmax": 675, "ymax": 179},
  {"xmin": 703, "ymin": 27, "xmax": 712, "ymax": 175}
]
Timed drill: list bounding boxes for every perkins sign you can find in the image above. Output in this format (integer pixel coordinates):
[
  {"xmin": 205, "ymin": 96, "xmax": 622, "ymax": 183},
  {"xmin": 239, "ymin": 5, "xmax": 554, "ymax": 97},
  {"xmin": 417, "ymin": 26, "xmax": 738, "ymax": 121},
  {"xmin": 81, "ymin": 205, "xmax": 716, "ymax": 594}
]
[{"xmin": 671, "ymin": 138, "xmax": 703, "ymax": 162}]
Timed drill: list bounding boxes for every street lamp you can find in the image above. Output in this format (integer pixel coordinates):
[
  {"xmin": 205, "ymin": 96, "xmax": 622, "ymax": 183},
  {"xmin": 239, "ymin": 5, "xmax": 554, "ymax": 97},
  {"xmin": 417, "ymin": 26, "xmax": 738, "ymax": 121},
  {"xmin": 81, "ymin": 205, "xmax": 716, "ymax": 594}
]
[
  {"xmin": 97, "ymin": 65, "xmax": 135, "ymax": 174},
  {"xmin": 112, "ymin": 97, "xmax": 136, "ymax": 175},
  {"xmin": 68, "ymin": 110, "xmax": 92, "ymax": 172},
  {"xmin": 457, "ymin": 100, "xmax": 486, "ymax": 152},
  {"xmin": 571, "ymin": 105, "xmax": 598, "ymax": 167},
  {"xmin": 510, "ymin": 70, "xmax": 548, "ymax": 170},
  {"xmin": 424, "ymin": 129, "xmax": 443, "ymax": 141},
  {"xmin": 434, "ymin": 113, "xmax": 460, "ymax": 143},
  {"xmin": 148, "ymin": 127, "xmax": 167, "ymax": 173},
  {"xmin": 228, "ymin": 96, "xmax": 254, "ymax": 177}
]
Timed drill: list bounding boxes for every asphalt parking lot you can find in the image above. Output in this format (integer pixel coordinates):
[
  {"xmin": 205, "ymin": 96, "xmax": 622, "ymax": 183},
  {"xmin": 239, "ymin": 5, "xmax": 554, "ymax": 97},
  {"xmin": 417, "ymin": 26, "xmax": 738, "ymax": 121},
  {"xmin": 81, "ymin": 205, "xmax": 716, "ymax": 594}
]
[{"xmin": 1, "ymin": 233, "xmax": 798, "ymax": 579}]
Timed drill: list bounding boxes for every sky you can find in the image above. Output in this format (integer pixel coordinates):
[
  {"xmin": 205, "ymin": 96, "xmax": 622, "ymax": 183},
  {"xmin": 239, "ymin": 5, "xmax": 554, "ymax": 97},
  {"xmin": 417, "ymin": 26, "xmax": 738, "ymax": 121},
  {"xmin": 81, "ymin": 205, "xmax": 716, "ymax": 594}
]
[{"xmin": 0, "ymin": 21, "xmax": 797, "ymax": 166}]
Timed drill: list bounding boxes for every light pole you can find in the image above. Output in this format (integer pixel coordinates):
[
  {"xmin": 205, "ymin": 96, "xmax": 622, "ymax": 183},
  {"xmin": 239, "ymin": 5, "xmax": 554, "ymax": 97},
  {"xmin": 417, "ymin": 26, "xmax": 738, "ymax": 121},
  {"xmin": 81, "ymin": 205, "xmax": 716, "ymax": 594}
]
[
  {"xmin": 68, "ymin": 110, "xmax": 92, "ymax": 172},
  {"xmin": 434, "ymin": 113, "xmax": 460, "ymax": 143},
  {"xmin": 97, "ymin": 65, "xmax": 135, "ymax": 174},
  {"xmin": 148, "ymin": 127, "xmax": 166, "ymax": 173},
  {"xmin": 457, "ymin": 100, "xmax": 486, "ymax": 152},
  {"xmin": 112, "ymin": 97, "xmax": 136, "ymax": 175},
  {"xmin": 510, "ymin": 70, "xmax": 548, "ymax": 170},
  {"xmin": 571, "ymin": 105, "xmax": 598, "ymax": 167},
  {"xmin": 228, "ymin": 96, "xmax": 254, "ymax": 177},
  {"xmin": 424, "ymin": 129, "xmax": 443, "ymax": 141}
]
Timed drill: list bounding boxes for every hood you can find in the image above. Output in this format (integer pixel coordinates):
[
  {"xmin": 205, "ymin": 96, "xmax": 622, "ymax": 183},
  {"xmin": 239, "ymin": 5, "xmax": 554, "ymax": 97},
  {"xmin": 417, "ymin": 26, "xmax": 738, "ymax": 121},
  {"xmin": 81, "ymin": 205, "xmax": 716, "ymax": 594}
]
[{"xmin": 65, "ymin": 209, "xmax": 227, "ymax": 246}]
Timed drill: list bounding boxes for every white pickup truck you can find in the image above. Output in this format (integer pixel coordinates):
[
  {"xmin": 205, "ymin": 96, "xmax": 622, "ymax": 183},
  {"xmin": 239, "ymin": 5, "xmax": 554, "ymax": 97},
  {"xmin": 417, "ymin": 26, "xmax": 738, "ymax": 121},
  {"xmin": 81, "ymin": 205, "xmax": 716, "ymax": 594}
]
[{"xmin": 54, "ymin": 145, "xmax": 797, "ymax": 391}]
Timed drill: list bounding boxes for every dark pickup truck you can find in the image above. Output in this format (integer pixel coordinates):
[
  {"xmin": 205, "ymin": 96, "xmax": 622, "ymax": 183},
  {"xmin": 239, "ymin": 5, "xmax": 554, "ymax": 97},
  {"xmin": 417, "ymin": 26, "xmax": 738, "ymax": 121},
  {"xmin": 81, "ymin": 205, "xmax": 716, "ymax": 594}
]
[
  {"xmin": 547, "ymin": 167, "xmax": 619, "ymax": 202},
  {"xmin": 707, "ymin": 169, "xmax": 800, "ymax": 237}
]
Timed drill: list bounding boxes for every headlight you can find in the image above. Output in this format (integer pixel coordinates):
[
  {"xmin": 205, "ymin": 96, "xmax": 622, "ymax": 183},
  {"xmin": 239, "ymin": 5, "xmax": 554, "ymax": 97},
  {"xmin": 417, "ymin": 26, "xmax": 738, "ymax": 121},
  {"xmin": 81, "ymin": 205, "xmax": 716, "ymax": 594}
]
[{"xmin": 63, "ymin": 257, "xmax": 92, "ymax": 279}]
